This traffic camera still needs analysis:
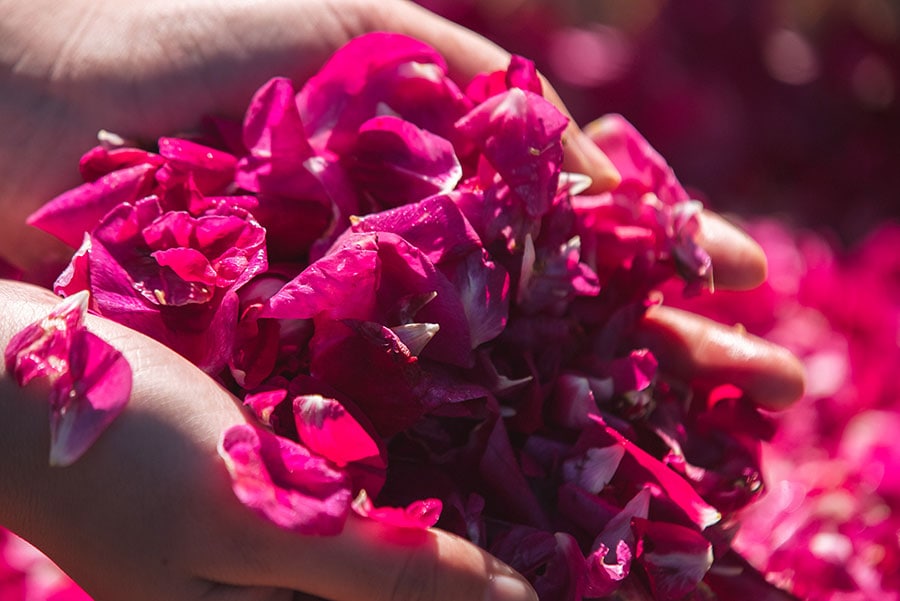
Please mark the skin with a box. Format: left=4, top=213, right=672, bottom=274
left=0, top=0, right=806, bottom=599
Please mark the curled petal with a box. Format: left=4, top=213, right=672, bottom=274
left=348, top=116, right=462, bottom=207
left=588, top=415, right=721, bottom=529
left=633, top=518, right=714, bottom=601
left=27, top=163, right=158, bottom=248
left=218, top=424, right=351, bottom=535
left=48, top=328, right=132, bottom=467
left=4, top=291, right=132, bottom=466
left=351, top=490, right=442, bottom=529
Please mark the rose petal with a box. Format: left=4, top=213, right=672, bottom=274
left=48, top=328, right=132, bottom=466
left=351, top=490, right=442, bottom=529
left=218, top=424, right=351, bottom=534
left=293, top=394, right=382, bottom=467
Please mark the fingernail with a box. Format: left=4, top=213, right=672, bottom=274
left=484, top=574, right=539, bottom=601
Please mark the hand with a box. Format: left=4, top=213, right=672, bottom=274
left=0, top=280, right=538, bottom=601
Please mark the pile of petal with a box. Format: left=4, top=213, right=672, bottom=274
left=665, top=221, right=900, bottom=600
left=0, top=529, right=90, bottom=601
left=17, top=33, right=789, bottom=600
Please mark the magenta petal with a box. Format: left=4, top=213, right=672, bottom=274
left=235, top=77, right=319, bottom=197
left=4, top=291, right=132, bottom=466
left=348, top=116, right=462, bottom=207
left=298, top=32, right=469, bottom=153
left=505, top=55, right=543, bottom=94
left=78, top=144, right=163, bottom=183
left=243, top=388, right=289, bottom=428
left=240, top=78, right=311, bottom=159
left=350, top=194, right=482, bottom=265
left=151, top=247, right=217, bottom=287
left=351, top=490, right=442, bottom=529
left=218, top=424, right=351, bottom=534
left=309, top=319, right=427, bottom=436
left=263, top=237, right=380, bottom=322
left=561, top=444, right=625, bottom=494
left=588, top=415, right=722, bottom=529
left=445, top=250, right=510, bottom=348
left=27, top=163, right=158, bottom=247
left=607, top=349, right=658, bottom=394
left=456, top=88, right=568, bottom=218
left=4, top=292, right=89, bottom=387
left=584, top=540, right=631, bottom=598
left=588, top=113, right=689, bottom=205
left=48, top=328, right=132, bottom=466
left=632, top=518, right=713, bottom=601
left=156, top=137, right=237, bottom=194
left=293, top=394, right=382, bottom=467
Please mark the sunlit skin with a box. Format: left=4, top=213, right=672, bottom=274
left=0, top=0, right=804, bottom=600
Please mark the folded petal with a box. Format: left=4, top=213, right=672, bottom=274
left=218, top=424, right=351, bottom=534
left=351, top=490, right=442, bottom=529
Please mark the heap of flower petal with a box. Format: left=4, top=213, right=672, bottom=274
left=350, top=194, right=510, bottom=348
left=54, top=197, right=267, bottom=373
left=3, top=291, right=132, bottom=466
left=262, top=231, right=474, bottom=434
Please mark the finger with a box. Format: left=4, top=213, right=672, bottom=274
left=384, top=0, right=621, bottom=192
left=696, top=211, right=768, bottom=291
left=633, top=305, right=806, bottom=410
left=243, top=515, right=538, bottom=601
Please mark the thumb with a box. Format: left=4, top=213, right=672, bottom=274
left=240, top=515, right=538, bottom=601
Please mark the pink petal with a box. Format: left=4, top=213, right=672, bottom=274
left=151, top=247, right=217, bottom=287
left=235, top=77, right=320, bottom=198
left=588, top=113, right=689, bottom=205
left=4, top=291, right=90, bottom=387
left=218, top=424, right=351, bottom=534
left=351, top=490, right=442, bottom=529
left=587, top=414, right=722, bottom=529
left=350, top=194, right=482, bottom=266
left=308, top=319, right=427, bottom=436
left=632, top=518, right=713, bottom=601
left=456, top=88, right=568, bottom=219
left=297, top=32, right=469, bottom=154
left=584, top=540, right=632, bottom=598
left=348, top=116, right=462, bottom=207
left=293, top=394, right=382, bottom=467
left=4, top=291, right=132, bottom=466
left=48, top=328, right=132, bottom=467
left=505, top=55, right=543, bottom=94
left=243, top=388, right=289, bottom=428
left=27, top=163, right=158, bottom=248
left=156, top=137, right=237, bottom=194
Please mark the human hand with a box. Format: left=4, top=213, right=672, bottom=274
left=0, top=279, right=539, bottom=601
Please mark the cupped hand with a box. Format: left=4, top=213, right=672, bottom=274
left=0, top=280, right=537, bottom=601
